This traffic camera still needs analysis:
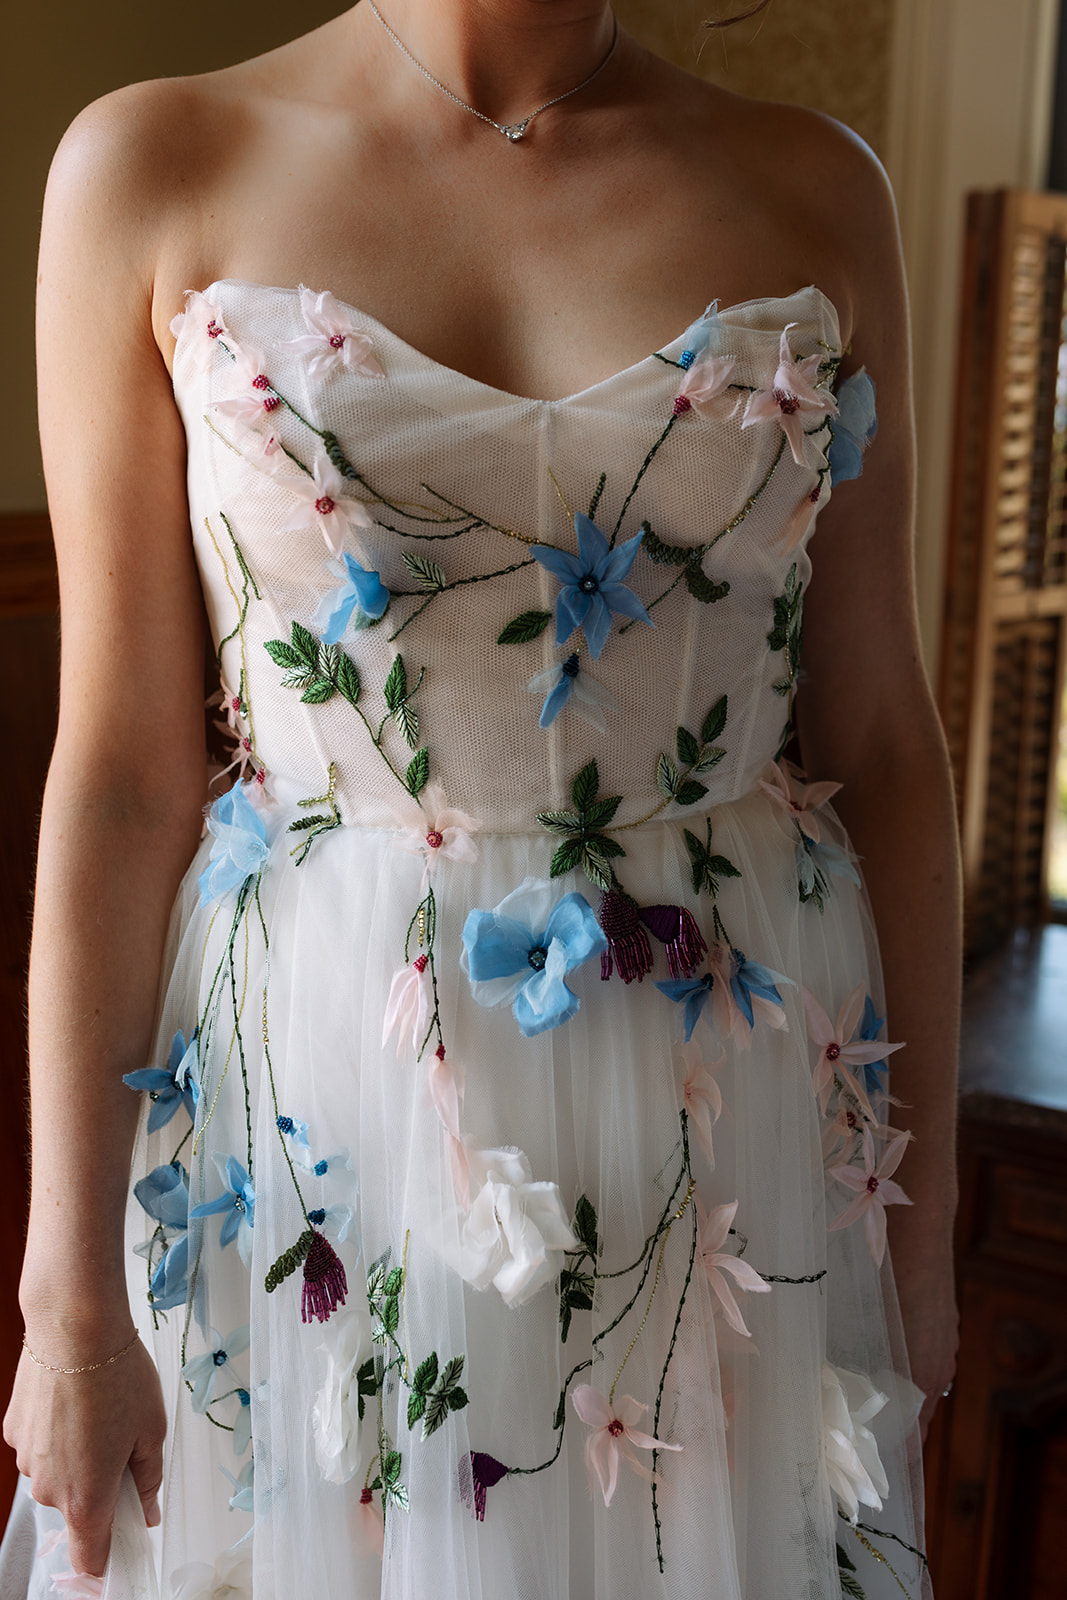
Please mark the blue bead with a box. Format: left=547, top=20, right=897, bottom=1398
left=276, top=1115, right=293, bottom=1135
left=679, top=350, right=696, bottom=370
left=314, top=1159, right=328, bottom=1177
left=308, top=1208, right=326, bottom=1226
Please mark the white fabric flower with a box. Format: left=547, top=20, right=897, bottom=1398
left=821, top=1362, right=890, bottom=1523
left=278, top=287, right=385, bottom=382
left=311, top=1307, right=373, bottom=1484
left=170, top=291, right=229, bottom=376
left=455, top=1147, right=578, bottom=1307
left=276, top=452, right=375, bottom=557
left=170, top=1548, right=252, bottom=1599
left=390, top=780, right=480, bottom=883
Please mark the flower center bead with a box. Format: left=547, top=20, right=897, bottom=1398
left=866, top=1174, right=880, bottom=1194
left=252, top=374, right=271, bottom=390
left=607, top=1419, right=625, bottom=1437
left=673, top=394, right=692, bottom=416
left=315, top=495, right=336, bottom=516
left=207, top=320, right=223, bottom=338
left=314, top=1159, right=328, bottom=1177
left=846, top=1110, right=857, bottom=1128
left=234, top=1197, right=245, bottom=1212
left=578, top=575, right=599, bottom=595
left=308, top=1208, right=326, bottom=1225
left=276, top=1115, right=294, bottom=1134
left=213, top=1350, right=228, bottom=1367
left=527, top=945, right=548, bottom=971
left=414, top=954, right=429, bottom=973
left=360, top=1488, right=373, bottom=1505
left=774, top=388, right=801, bottom=415
left=425, top=829, right=444, bottom=849
left=562, top=653, right=580, bottom=679
left=263, top=395, right=282, bottom=412
left=328, top=334, right=346, bottom=349
left=826, top=1042, right=841, bottom=1061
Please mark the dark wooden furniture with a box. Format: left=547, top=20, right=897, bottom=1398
left=925, top=925, right=1067, bottom=1600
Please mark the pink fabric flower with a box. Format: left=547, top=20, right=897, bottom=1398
left=677, top=351, right=737, bottom=414
left=355, top=1485, right=385, bottom=1557
left=698, top=1199, right=772, bottom=1337
left=280, top=287, right=385, bottom=383
left=382, top=956, right=430, bottom=1059
left=829, top=1126, right=913, bottom=1266
left=571, top=1386, right=681, bottom=1507
left=214, top=343, right=285, bottom=428
left=170, top=291, right=229, bottom=375
left=277, top=452, right=375, bottom=557
left=680, top=1039, right=725, bottom=1166
left=51, top=1577, right=104, bottom=1599
left=804, top=986, right=902, bottom=1118
left=758, top=759, right=841, bottom=842
left=390, top=781, right=480, bottom=885
left=741, top=324, right=838, bottom=465
left=780, top=476, right=828, bottom=552
left=428, top=1048, right=470, bottom=1206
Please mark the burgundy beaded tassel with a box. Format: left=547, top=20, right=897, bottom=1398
left=639, top=905, right=708, bottom=979
left=460, top=1452, right=510, bottom=1521
left=301, top=1230, right=348, bottom=1324
left=598, top=889, right=654, bottom=983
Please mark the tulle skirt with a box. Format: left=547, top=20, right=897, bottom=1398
left=7, top=789, right=931, bottom=1600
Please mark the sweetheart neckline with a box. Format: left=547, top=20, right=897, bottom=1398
left=176, top=277, right=842, bottom=408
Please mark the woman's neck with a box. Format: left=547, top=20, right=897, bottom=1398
left=355, top=0, right=619, bottom=131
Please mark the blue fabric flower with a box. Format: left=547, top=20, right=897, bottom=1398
left=531, top=515, right=652, bottom=659
left=123, top=1028, right=198, bottom=1130
left=828, top=369, right=877, bottom=484
left=133, top=1162, right=191, bottom=1311
left=676, top=301, right=720, bottom=368
left=191, top=1155, right=256, bottom=1264
left=182, top=1323, right=250, bottom=1413
left=463, top=877, right=607, bottom=1037
left=222, top=1457, right=255, bottom=1514
left=797, top=835, right=861, bottom=899
left=656, top=973, right=715, bottom=1041
left=275, top=1113, right=310, bottom=1152
left=858, top=994, right=890, bottom=1096
left=527, top=652, right=618, bottom=731
left=728, top=949, right=791, bottom=1028
left=198, top=784, right=269, bottom=906
left=313, top=553, right=389, bottom=644
left=233, top=1388, right=252, bottom=1456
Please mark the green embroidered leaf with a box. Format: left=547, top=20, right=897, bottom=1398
left=393, top=700, right=420, bottom=749
left=291, top=621, right=319, bottom=666
left=317, top=641, right=340, bottom=679
left=263, top=1228, right=313, bottom=1293
left=708, top=854, right=741, bottom=881
left=701, top=696, right=728, bottom=745
left=405, top=748, right=430, bottom=796
left=550, top=838, right=586, bottom=877
left=684, top=567, right=730, bottom=604
left=579, top=846, right=614, bottom=893
left=585, top=835, right=625, bottom=861
left=837, top=1548, right=866, bottom=1600
left=336, top=653, right=361, bottom=708
left=287, top=813, right=334, bottom=832
left=321, top=430, right=358, bottom=480
left=571, top=760, right=600, bottom=811
left=836, top=1544, right=858, bottom=1574
left=447, top=1386, right=468, bottom=1412
left=676, top=726, right=701, bottom=767
left=366, top=1251, right=390, bottom=1300
left=559, top=1271, right=594, bottom=1311
left=421, top=1390, right=452, bottom=1439
left=675, top=780, right=709, bottom=807
left=642, top=527, right=697, bottom=567
left=383, top=1451, right=402, bottom=1485
left=387, top=1480, right=410, bottom=1513
left=536, top=809, right=583, bottom=835
left=588, top=473, right=607, bottom=520
left=439, top=1356, right=465, bottom=1393
left=497, top=609, right=553, bottom=645
left=369, top=1475, right=382, bottom=1493
left=383, top=1267, right=404, bottom=1297
left=264, top=639, right=307, bottom=672
left=695, top=747, right=726, bottom=772
left=412, top=1352, right=439, bottom=1394
left=356, top=1357, right=379, bottom=1422
left=573, top=1194, right=600, bottom=1256
left=407, top=1391, right=427, bottom=1429
left=300, top=680, right=336, bottom=705
left=384, top=1296, right=400, bottom=1336
left=656, top=754, right=680, bottom=798
left=383, top=655, right=408, bottom=711
left=371, top=1323, right=388, bottom=1345
left=583, top=795, right=622, bottom=829
left=772, top=679, right=792, bottom=698
left=403, top=552, right=446, bottom=591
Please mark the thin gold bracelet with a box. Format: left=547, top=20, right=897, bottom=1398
left=22, top=1329, right=140, bottom=1375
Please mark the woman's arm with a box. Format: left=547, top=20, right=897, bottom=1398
left=797, top=131, right=960, bottom=1436
left=3, top=84, right=211, bottom=1576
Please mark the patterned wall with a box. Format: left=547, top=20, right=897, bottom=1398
left=617, top=0, right=895, bottom=158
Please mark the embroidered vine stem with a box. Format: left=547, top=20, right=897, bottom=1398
left=193, top=878, right=256, bottom=1159
left=850, top=1519, right=928, bottom=1571
left=851, top=1526, right=912, bottom=1598
left=608, top=414, right=679, bottom=547
left=387, top=558, right=537, bottom=642
left=253, top=883, right=309, bottom=1217
left=404, top=889, right=444, bottom=1060
left=651, top=1113, right=698, bottom=1573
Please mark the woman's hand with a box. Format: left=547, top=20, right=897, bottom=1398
left=4, top=1330, right=167, bottom=1578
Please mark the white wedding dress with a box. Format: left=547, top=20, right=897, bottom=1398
left=6, top=280, right=931, bottom=1600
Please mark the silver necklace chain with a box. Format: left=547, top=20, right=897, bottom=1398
left=366, top=1, right=619, bottom=143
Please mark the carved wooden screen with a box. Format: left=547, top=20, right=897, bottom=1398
left=939, top=190, right=1067, bottom=959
